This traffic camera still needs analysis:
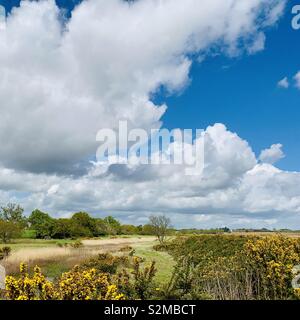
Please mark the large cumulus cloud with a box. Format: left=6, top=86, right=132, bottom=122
left=0, top=0, right=285, bottom=173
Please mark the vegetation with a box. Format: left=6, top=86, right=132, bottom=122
left=1, top=203, right=300, bottom=300
left=0, top=221, right=21, bottom=243
left=0, top=203, right=159, bottom=243
left=3, top=234, right=300, bottom=300
left=160, top=234, right=300, bottom=300
left=0, top=246, right=11, bottom=260
left=149, top=215, right=171, bottom=244
left=0, top=203, right=26, bottom=243
left=0, top=203, right=27, bottom=227
left=4, top=256, right=157, bottom=300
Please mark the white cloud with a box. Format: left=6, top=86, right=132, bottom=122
left=277, top=77, right=289, bottom=88
left=294, top=71, right=300, bottom=89
left=1, top=124, right=299, bottom=229
left=259, top=144, right=285, bottom=164
left=247, top=32, right=266, bottom=54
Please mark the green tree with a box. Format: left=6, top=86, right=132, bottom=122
left=0, top=220, right=21, bottom=243
left=121, top=224, right=138, bottom=235
left=95, top=218, right=108, bottom=236
left=104, top=216, right=121, bottom=235
left=28, top=209, right=55, bottom=239
left=0, top=203, right=27, bottom=227
left=71, top=212, right=97, bottom=237
left=141, top=224, right=155, bottom=235
left=52, top=219, right=73, bottom=239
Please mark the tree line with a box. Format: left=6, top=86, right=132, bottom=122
left=0, top=203, right=171, bottom=243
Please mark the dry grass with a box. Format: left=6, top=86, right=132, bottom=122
left=1, top=237, right=156, bottom=276
left=81, top=237, right=155, bottom=246
left=2, top=247, right=100, bottom=275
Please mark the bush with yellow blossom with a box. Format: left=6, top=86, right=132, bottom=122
left=163, top=234, right=300, bottom=300
left=6, top=263, right=56, bottom=300
left=244, top=235, right=300, bottom=300
left=5, top=263, right=124, bottom=300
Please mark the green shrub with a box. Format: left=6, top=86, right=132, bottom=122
left=70, top=240, right=83, bottom=249
left=82, top=253, right=129, bottom=274
left=163, top=235, right=300, bottom=300
left=119, top=245, right=133, bottom=252
left=114, top=257, right=157, bottom=300
left=153, top=243, right=169, bottom=252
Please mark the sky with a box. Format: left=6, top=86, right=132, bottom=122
left=0, top=0, right=300, bottom=229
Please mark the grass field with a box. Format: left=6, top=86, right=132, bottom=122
left=0, top=236, right=175, bottom=283
left=1, top=232, right=298, bottom=286
left=133, top=241, right=175, bottom=284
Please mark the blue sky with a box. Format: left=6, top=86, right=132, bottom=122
left=161, top=1, right=300, bottom=172
left=0, top=0, right=300, bottom=228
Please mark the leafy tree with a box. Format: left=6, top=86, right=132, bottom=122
left=71, top=212, right=97, bottom=237
left=0, top=220, right=21, bottom=243
left=95, top=218, right=108, bottom=236
left=121, top=224, right=138, bottom=235
left=0, top=203, right=27, bottom=227
left=140, top=224, right=155, bottom=235
left=149, top=215, right=171, bottom=244
left=28, top=209, right=55, bottom=239
left=104, top=216, right=121, bottom=235
left=52, top=219, right=73, bottom=239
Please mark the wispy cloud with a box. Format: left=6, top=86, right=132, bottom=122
left=277, top=77, right=289, bottom=89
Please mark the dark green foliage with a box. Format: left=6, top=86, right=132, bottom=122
left=121, top=224, right=139, bottom=235
left=1, top=202, right=162, bottom=240
left=0, top=220, right=21, bottom=243
left=139, top=224, right=155, bottom=235
left=52, top=219, right=73, bottom=239
left=70, top=212, right=98, bottom=237
left=95, top=218, right=109, bottom=236
left=82, top=253, right=129, bottom=274
left=168, top=234, right=252, bottom=264
left=28, top=210, right=55, bottom=239
left=104, top=216, right=121, bottom=235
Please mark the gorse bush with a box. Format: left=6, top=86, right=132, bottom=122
left=167, top=234, right=252, bottom=264
left=5, top=258, right=158, bottom=300
left=82, top=253, right=129, bottom=274
left=58, top=266, right=123, bottom=300
left=5, top=263, right=124, bottom=300
left=163, top=235, right=300, bottom=300
left=6, top=263, right=57, bottom=300
left=244, top=235, right=300, bottom=299
left=114, top=257, right=157, bottom=300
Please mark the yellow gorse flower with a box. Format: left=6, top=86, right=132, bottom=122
left=5, top=263, right=125, bottom=301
